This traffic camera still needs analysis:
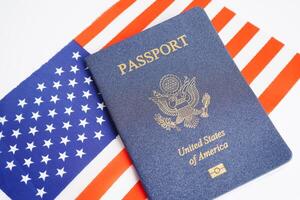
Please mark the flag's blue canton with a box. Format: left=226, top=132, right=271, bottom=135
left=0, top=41, right=118, bottom=200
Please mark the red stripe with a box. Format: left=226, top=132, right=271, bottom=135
left=76, top=149, right=132, bottom=200
left=212, top=7, right=235, bottom=33
left=184, top=0, right=211, bottom=12
left=104, top=0, right=174, bottom=48
left=226, top=22, right=259, bottom=58
left=75, top=0, right=136, bottom=47
left=242, top=37, right=284, bottom=84
left=259, top=54, right=300, bottom=113
left=122, top=181, right=147, bottom=200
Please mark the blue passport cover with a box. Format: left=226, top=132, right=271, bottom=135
left=86, top=8, right=292, bottom=200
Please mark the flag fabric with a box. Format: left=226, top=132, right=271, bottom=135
left=0, top=0, right=299, bottom=199
left=0, top=41, right=119, bottom=199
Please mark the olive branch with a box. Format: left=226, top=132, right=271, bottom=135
left=154, top=113, right=180, bottom=131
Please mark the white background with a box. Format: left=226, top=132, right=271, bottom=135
left=0, top=0, right=299, bottom=199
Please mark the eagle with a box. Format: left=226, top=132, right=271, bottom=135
left=150, top=75, right=210, bottom=130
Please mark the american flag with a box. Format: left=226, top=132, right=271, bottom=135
left=0, top=41, right=120, bottom=199
left=0, top=0, right=299, bottom=199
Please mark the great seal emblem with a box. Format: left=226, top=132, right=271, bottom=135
left=149, top=74, right=211, bottom=131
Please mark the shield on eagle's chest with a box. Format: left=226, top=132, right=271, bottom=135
left=149, top=74, right=211, bottom=132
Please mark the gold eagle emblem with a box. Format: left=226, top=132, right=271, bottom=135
left=149, top=74, right=210, bottom=131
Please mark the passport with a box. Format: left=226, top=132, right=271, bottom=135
left=86, top=8, right=292, bottom=200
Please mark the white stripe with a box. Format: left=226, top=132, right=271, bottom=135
left=84, top=0, right=155, bottom=53
left=269, top=81, right=300, bottom=140
left=145, top=0, right=193, bottom=29
left=204, top=0, right=224, bottom=20
left=218, top=15, right=246, bottom=45
left=101, top=165, right=140, bottom=200
left=55, top=136, right=125, bottom=200
left=268, top=82, right=300, bottom=199
left=233, top=31, right=270, bottom=71
left=250, top=47, right=295, bottom=97
left=0, top=190, right=10, bottom=200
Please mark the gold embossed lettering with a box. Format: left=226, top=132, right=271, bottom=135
left=177, top=34, right=188, bottom=47
left=128, top=60, right=140, bottom=72
left=150, top=48, right=160, bottom=60
left=168, top=39, right=182, bottom=52
left=116, top=34, right=190, bottom=76
left=136, top=55, right=147, bottom=67
left=159, top=44, right=172, bottom=55
left=117, top=63, right=127, bottom=76
left=144, top=51, right=155, bottom=63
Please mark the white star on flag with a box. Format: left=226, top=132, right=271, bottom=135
left=53, top=81, right=62, bottom=90
left=66, top=92, right=76, bottom=101
left=0, top=131, right=5, bottom=140
left=48, top=109, right=58, bottom=118
left=75, top=149, right=86, bottom=158
left=84, top=76, right=93, bottom=85
left=79, top=118, right=89, bottom=128
left=96, top=116, right=105, bottom=125
left=97, top=102, right=106, bottom=110
left=34, top=97, right=44, bottom=106
left=43, top=139, right=53, bottom=149
left=41, top=155, right=51, bottom=165
left=11, top=129, right=22, bottom=139
left=72, top=51, right=81, bottom=60
left=5, top=160, right=16, bottom=171
left=68, top=78, right=78, bottom=87
left=77, top=133, right=87, bottom=143
left=28, top=126, right=38, bottom=136
left=36, top=83, right=46, bottom=92
left=8, top=144, right=19, bottom=154
left=18, top=99, right=27, bottom=108
left=23, top=157, right=34, bottom=168
left=38, top=171, right=49, bottom=181
left=70, top=65, right=79, bottom=74
left=0, top=115, right=8, bottom=125
left=60, top=136, right=71, bottom=146
left=15, top=114, right=24, bottom=123
left=36, top=187, right=46, bottom=198
left=58, top=152, right=69, bottom=162
left=56, top=167, right=67, bottom=178
left=20, top=174, right=31, bottom=185
left=64, top=107, right=74, bottom=116
left=62, top=121, right=72, bottom=130
left=94, top=130, right=104, bottom=140
left=45, top=124, right=55, bottom=133
left=26, top=142, right=36, bottom=152
left=82, top=90, right=92, bottom=99
left=31, top=111, right=41, bottom=121
left=50, top=95, right=60, bottom=104
left=81, top=104, right=90, bottom=113
left=55, top=67, right=64, bottom=76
